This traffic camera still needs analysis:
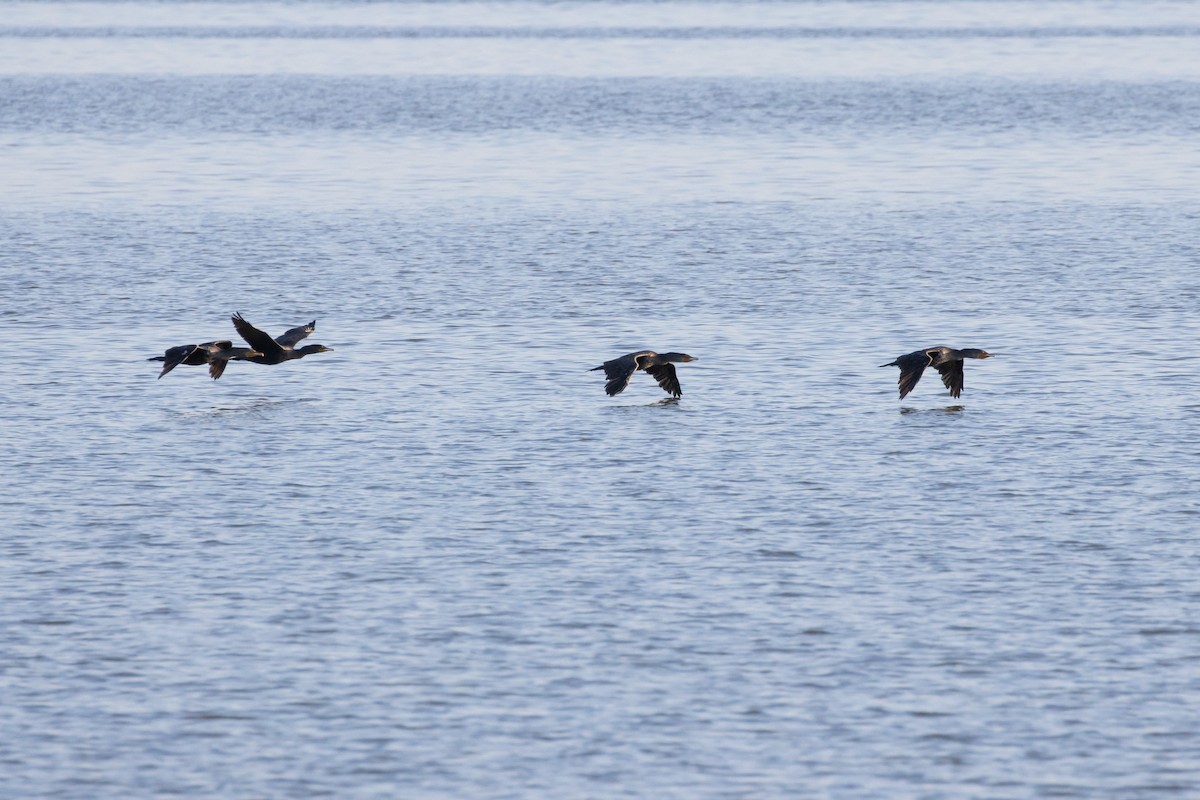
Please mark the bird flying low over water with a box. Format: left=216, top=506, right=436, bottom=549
left=591, top=350, right=698, bottom=398
left=231, top=313, right=333, bottom=366
left=148, top=341, right=263, bottom=380
left=880, top=346, right=992, bottom=399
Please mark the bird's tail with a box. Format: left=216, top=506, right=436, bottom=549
left=588, top=365, right=603, bottom=371
left=147, top=356, right=165, bottom=362
left=878, top=361, right=897, bottom=368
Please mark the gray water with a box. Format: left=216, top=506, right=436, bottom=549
left=2, top=2, right=1200, bottom=798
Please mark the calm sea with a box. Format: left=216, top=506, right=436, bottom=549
left=2, top=2, right=1199, bottom=797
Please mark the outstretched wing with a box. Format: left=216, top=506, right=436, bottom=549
left=276, top=320, right=315, bottom=349
left=590, top=353, right=641, bottom=397
left=208, top=358, right=229, bottom=380
left=936, top=360, right=964, bottom=399
left=156, top=344, right=198, bottom=379
left=645, top=363, right=682, bottom=398
left=231, top=313, right=285, bottom=358
left=893, top=350, right=932, bottom=399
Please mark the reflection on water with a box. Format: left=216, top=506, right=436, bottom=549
left=181, top=397, right=320, bottom=418
left=604, top=396, right=684, bottom=409
left=900, top=404, right=967, bottom=414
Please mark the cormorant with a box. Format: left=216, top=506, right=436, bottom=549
left=591, top=351, right=698, bottom=398
left=148, top=341, right=262, bottom=380
left=231, top=313, right=333, bottom=366
left=880, top=346, right=992, bottom=399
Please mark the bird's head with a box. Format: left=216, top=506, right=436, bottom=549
left=664, top=353, right=698, bottom=363
left=962, top=349, right=992, bottom=359
left=299, top=344, right=334, bottom=354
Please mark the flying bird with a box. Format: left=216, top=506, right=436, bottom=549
left=231, top=312, right=333, bottom=366
left=591, top=350, right=698, bottom=398
left=148, top=340, right=262, bottom=380
left=880, top=346, right=992, bottom=399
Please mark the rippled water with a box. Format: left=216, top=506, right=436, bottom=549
left=3, top=2, right=1200, bottom=798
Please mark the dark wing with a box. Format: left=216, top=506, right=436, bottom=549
left=156, top=344, right=198, bottom=378
left=893, top=350, right=932, bottom=399
left=231, top=313, right=286, bottom=358
left=591, top=353, right=639, bottom=396
left=208, top=358, right=229, bottom=380
left=936, top=360, right=965, bottom=399
left=645, top=363, right=682, bottom=398
left=275, top=320, right=315, bottom=349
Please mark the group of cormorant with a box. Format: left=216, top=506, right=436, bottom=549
left=593, top=346, right=990, bottom=400
left=153, top=320, right=991, bottom=401
left=149, top=313, right=333, bottom=380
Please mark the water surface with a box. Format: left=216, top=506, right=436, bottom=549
left=2, top=2, right=1199, bottom=798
